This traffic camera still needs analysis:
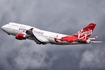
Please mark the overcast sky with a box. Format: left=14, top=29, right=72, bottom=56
left=0, top=0, right=105, bottom=70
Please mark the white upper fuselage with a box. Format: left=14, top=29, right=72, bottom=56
left=1, top=22, right=33, bottom=35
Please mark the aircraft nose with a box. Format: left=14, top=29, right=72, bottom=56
left=1, top=25, right=6, bottom=30
left=1, top=24, right=9, bottom=31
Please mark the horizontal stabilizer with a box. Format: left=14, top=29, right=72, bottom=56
left=91, top=41, right=103, bottom=43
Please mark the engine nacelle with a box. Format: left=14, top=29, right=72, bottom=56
left=15, top=33, right=26, bottom=40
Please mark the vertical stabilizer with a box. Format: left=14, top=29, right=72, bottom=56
left=73, top=22, right=96, bottom=41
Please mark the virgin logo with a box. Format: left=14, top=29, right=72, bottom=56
left=78, top=30, right=92, bottom=36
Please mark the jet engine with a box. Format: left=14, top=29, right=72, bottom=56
left=15, top=33, right=26, bottom=40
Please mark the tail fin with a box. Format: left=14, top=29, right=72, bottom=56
left=73, top=22, right=96, bottom=41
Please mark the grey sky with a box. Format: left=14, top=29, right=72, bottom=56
left=0, top=0, right=105, bottom=70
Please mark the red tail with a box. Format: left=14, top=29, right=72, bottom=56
left=73, top=22, right=96, bottom=41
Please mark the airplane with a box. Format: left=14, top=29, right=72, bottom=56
left=1, top=22, right=101, bottom=45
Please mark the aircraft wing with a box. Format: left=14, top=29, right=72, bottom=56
left=26, top=28, right=48, bottom=44
left=25, top=28, right=42, bottom=44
